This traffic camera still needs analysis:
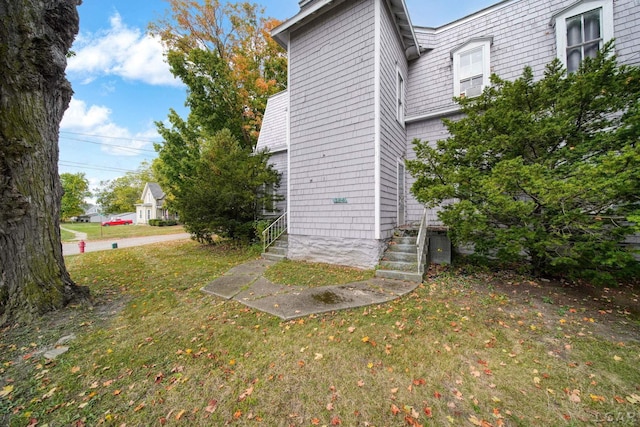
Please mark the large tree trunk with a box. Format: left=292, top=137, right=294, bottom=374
left=0, top=0, right=90, bottom=324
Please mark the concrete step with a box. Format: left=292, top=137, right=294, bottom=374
left=382, top=251, right=416, bottom=263
left=379, top=260, right=419, bottom=272
left=375, top=269, right=423, bottom=283
left=271, top=240, right=288, bottom=249
left=262, top=252, right=285, bottom=262
left=391, top=236, right=417, bottom=245
left=267, top=246, right=286, bottom=256
left=386, top=243, right=417, bottom=253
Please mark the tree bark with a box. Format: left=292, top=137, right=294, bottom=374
left=0, top=0, right=90, bottom=325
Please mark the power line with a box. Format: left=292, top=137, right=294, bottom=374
left=60, top=130, right=163, bottom=143
left=58, top=161, right=137, bottom=174
left=60, top=135, right=159, bottom=154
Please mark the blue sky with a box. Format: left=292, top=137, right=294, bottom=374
left=60, top=0, right=499, bottom=192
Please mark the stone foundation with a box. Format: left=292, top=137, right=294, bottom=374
left=287, top=234, right=386, bottom=269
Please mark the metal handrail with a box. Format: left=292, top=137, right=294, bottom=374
left=416, top=208, right=429, bottom=275
left=262, top=211, right=287, bottom=252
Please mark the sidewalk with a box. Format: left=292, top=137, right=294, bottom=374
left=63, top=233, right=191, bottom=256
left=201, top=258, right=419, bottom=320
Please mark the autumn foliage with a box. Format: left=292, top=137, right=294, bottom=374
left=150, top=0, right=287, bottom=147
left=150, top=1, right=286, bottom=242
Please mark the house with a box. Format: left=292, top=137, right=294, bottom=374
left=258, top=0, right=640, bottom=270
left=135, top=182, right=175, bottom=224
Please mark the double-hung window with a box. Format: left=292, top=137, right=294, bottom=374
left=396, top=68, right=405, bottom=125
left=553, top=0, right=613, bottom=73
left=451, top=38, right=492, bottom=99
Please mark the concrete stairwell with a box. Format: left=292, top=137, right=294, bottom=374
left=262, top=234, right=288, bottom=262
left=376, top=230, right=425, bottom=283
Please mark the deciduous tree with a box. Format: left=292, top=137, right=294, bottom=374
left=95, top=161, right=155, bottom=214
left=151, top=0, right=286, bottom=147
left=0, top=0, right=90, bottom=324
left=60, top=172, right=91, bottom=221
left=151, top=1, right=287, bottom=242
left=408, top=43, right=640, bottom=279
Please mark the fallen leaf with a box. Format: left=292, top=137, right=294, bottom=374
left=424, top=407, right=432, bottom=417
left=613, top=355, right=622, bottom=362
left=626, top=394, right=640, bottom=404
left=175, top=409, right=186, bottom=420
left=205, top=399, right=218, bottom=413
left=71, top=366, right=80, bottom=374
left=357, top=380, right=365, bottom=387
left=134, top=402, right=145, bottom=412
left=569, top=390, right=581, bottom=403
left=391, top=404, right=401, bottom=415
left=311, top=418, right=320, bottom=425
left=238, top=386, right=253, bottom=402
left=42, top=387, right=57, bottom=399
left=314, top=353, right=323, bottom=360
left=0, top=385, right=14, bottom=398
left=469, top=415, right=483, bottom=426
left=330, top=416, right=342, bottom=425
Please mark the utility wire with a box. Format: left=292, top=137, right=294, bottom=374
left=60, top=130, right=163, bottom=143
left=59, top=161, right=136, bottom=174
left=60, top=135, right=159, bottom=154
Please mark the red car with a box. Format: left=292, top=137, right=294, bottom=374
left=101, top=218, right=133, bottom=226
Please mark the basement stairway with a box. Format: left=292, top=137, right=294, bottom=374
left=262, top=234, right=288, bottom=262
left=376, top=228, right=425, bottom=283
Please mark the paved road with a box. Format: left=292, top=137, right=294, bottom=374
left=63, top=233, right=191, bottom=256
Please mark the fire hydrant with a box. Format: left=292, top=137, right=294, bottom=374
left=78, top=240, right=86, bottom=254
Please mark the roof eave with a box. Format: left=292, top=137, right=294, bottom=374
left=271, top=0, right=420, bottom=60
left=271, top=0, right=335, bottom=48
left=388, top=0, right=420, bottom=60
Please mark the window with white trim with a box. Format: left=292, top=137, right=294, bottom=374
left=396, top=69, right=405, bottom=125
left=452, top=38, right=492, bottom=99
left=553, top=0, right=614, bottom=73
left=262, top=183, right=277, bottom=214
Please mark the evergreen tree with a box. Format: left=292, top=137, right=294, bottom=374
left=408, top=43, right=640, bottom=279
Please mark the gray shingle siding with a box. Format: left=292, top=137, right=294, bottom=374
left=256, top=91, right=288, bottom=153
left=268, top=150, right=288, bottom=214
left=378, top=0, right=409, bottom=237
left=263, top=0, right=639, bottom=267
left=404, top=0, right=640, bottom=225
left=288, top=0, right=376, bottom=239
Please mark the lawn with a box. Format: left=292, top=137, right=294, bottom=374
left=1, top=242, right=639, bottom=426
left=60, top=222, right=186, bottom=241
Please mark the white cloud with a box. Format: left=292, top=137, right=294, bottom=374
left=68, top=12, right=181, bottom=87
left=61, top=98, right=157, bottom=157
left=61, top=99, right=111, bottom=129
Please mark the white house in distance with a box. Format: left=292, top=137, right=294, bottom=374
left=135, top=182, right=174, bottom=225
left=257, top=0, right=640, bottom=271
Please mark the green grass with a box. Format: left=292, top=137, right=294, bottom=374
left=59, top=228, right=76, bottom=241
left=60, top=222, right=186, bottom=241
left=1, top=243, right=639, bottom=426
left=264, top=259, right=375, bottom=288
